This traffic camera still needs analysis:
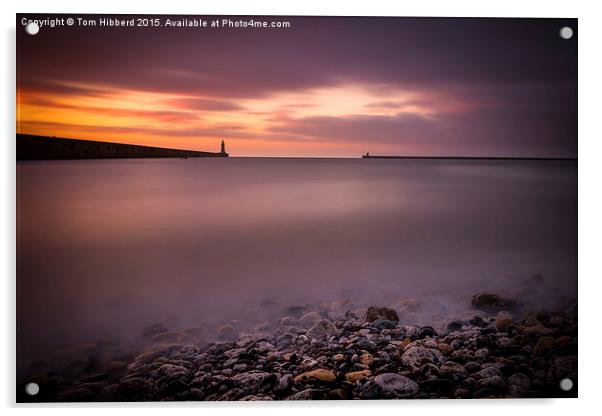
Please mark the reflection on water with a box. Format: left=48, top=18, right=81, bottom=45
left=17, top=158, right=577, bottom=368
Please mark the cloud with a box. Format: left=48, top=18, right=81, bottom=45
left=16, top=16, right=577, bottom=156
left=17, top=17, right=576, bottom=99
left=169, top=97, right=244, bottom=112
left=270, top=113, right=438, bottom=144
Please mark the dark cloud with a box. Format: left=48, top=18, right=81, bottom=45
left=17, top=16, right=577, bottom=96
left=271, top=86, right=577, bottom=158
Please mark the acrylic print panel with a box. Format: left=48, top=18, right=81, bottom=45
left=16, top=14, right=577, bottom=402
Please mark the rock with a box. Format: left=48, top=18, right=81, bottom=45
left=306, top=319, right=338, bottom=340
left=401, top=347, right=443, bottom=372
left=438, top=343, right=453, bottom=356
left=507, top=373, right=530, bottom=397
left=403, top=325, right=420, bottom=339
left=283, top=352, right=297, bottom=362
left=476, top=334, right=498, bottom=349
left=273, top=373, right=293, bottom=393
left=153, top=363, right=189, bottom=377
left=240, top=394, right=273, bottom=401
left=299, top=312, right=322, bottom=328
left=233, top=363, right=248, bottom=372
left=464, top=361, right=481, bottom=373
left=153, top=364, right=191, bottom=395
left=373, top=373, right=419, bottom=398
left=418, top=326, right=438, bottom=339
left=285, top=388, right=323, bottom=400
left=109, top=377, right=156, bottom=401
left=469, top=316, right=487, bottom=327
left=423, top=338, right=438, bottom=349
left=364, top=306, right=399, bottom=323
left=453, top=388, right=471, bottom=398
left=355, top=339, right=377, bottom=352
left=333, top=354, right=345, bottom=362
left=475, top=348, right=489, bottom=359
left=231, top=370, right=276, bottom=391
left=345, top=369, right=372, bottom=383
left=216, top=388, right=245, bottom=401
left=476, top=375, right=505, bottom=391
left=418, top=363, right=440, bottom=381
left=476, top=366, right=502, bottom=379
left=440, top=361, right=467, bottom=377
left=328, top=388, right=350, bottom=400
left=293, top=369, right=337, bottom=383
left=373, top=319, right=398, bottom=330
left=447, top=320, right=463, bottom=332
left=495, top=317, right=513, bottom=331
left=359, top=353, right=374, bottom=367
left=533, top=336, right=555, bottom=355
left=471, top=293, right=516, bottom=312
left=300, top=358, right=318, bottom=370
left=401, top=337, right=412, bottom=348
left=547, top=355, right=577, bottom=380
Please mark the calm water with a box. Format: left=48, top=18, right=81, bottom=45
left=17, top=158, right=577, bottom=367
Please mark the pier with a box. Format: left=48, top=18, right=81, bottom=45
left=17, top=134, right=229, bottom=160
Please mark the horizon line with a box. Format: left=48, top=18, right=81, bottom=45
left=16, top=133, right=577, bottom=161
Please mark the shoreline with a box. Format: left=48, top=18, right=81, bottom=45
left=17, top=287, right=577, bottom=401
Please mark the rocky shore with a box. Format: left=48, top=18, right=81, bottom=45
left=18, top=286, right=577, bottom=401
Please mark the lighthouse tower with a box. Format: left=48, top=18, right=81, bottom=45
left=220, top=140, right=226, bottom=155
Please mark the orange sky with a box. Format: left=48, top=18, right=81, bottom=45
left=17, top=81, right=465, bottom=157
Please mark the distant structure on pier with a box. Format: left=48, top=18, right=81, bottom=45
left=220, top=140, right=227, bottom=156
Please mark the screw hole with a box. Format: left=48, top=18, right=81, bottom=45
left=559, top=26, right=573, bottom=40
left=25, top=382, right=40, bottom=396
left=25, top=22, right=40, bottom=36
left=559, top=378, right=573, bottom=391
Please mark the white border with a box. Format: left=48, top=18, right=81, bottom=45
left=2, top=1, right=601, bottom=414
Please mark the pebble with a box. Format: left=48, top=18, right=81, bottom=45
left=359, top=353, right=374, bottom=367
left=293, top=369, right=336, bottom=383
left=364, top=306, right=399, bottom=323
left=306, top=320, right=339, bottom=340
left=373, top=373, right=419, bottom=398
left=345, top=369, right=372, bottom=383
left=507, top=373, right=530, bottom=397
left=401, top=346, right=443, bottom=372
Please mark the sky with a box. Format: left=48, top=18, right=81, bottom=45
left=17, top=15, right=577, bottom=157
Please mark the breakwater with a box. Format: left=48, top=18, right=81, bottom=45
left=17, top=134, right=228, bottom=160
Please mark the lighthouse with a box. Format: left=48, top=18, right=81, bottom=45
left=220, top=140, right=227, bottom=156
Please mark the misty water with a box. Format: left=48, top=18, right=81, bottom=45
left=17, top=158, right=577, bottom=372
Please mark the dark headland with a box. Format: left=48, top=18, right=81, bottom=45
left=16, top=134, right=228, bottom=160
